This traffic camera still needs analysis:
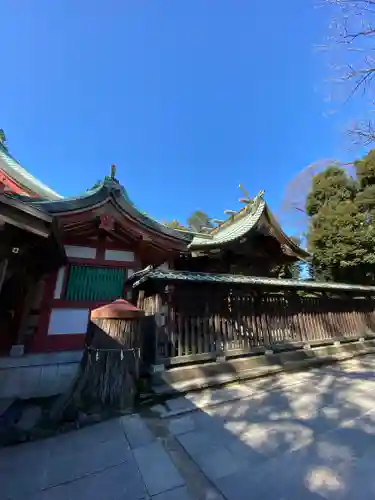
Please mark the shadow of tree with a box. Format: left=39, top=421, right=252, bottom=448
left=153, top=355, right=375, bottom=500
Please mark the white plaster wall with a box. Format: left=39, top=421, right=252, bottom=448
left=104, top=249, right=135, bottom=262
left=48, top=308, right=89, bottom=335
left=64, top=245, right=96, bottom=259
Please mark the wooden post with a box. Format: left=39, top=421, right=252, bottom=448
left=0, top=258, right=8, bottom=295
left=16, top=278, right=36, bottom=346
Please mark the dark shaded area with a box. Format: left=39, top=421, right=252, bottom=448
left=50, top=317, right=149, bottom=424
left=134, top=276, right=375, bottom=369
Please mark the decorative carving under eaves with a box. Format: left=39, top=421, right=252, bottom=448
left=99, top=214, right=115, bottom=231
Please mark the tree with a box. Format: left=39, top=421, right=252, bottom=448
left=305, top=160, right=375, bottom=283
left=354, top=148, right=375, bottom=215
left=305, top=165, right=356, bottom=216
left=354, top=149, right=375, bottom=281
left=306, top=165, right=355, bottom=281
left=163, top=219, right=187, bottom=231
left=279, top=158, right=356, bottom=237
left=187, top=210, right=213, bottom=233
left=323, top=0, right=375, bottom=144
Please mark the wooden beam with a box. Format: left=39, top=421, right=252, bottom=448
left=0, top=210, right=50, bottom=238
left=0, top=194, right=52, bottom=223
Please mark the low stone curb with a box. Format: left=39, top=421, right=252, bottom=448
left=153, top=345, right=375, bottom=419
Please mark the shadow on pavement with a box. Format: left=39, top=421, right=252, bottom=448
left=159, top=354, right=375, bottom=500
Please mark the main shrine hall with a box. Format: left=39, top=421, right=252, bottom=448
left=0, top=139, right=308, bottom=356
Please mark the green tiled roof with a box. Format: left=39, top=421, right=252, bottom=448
left=0, top=144, right=62, bottom=200
left=189, top=199, right=265, bottom=248
left=0, top=150, right=307, bottom=258
left=20, top=179, right=194, bottom=243
left=129, top=267, right=375, bottom=293
left=188, top=193, right=309, bottom=260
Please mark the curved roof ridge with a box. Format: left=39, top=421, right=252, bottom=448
left=263, top=206, right=309, bottom=258
left=0, top=144, right=62, bottom=200
left=128, top=267, right=375, bottom=293
left=23, top=180, right=193, bottom=243
left=189, top=199, right=265, bottom=248
left=209, top=201, right=254, bottom=235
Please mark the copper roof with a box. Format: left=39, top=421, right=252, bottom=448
left=129, top=267, right=375, bottom=294
left=91, top=299, right=144, bottom=319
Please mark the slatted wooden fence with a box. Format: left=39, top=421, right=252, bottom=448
left=138, top=287, right=375, bottom=366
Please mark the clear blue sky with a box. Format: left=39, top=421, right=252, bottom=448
left=0, top=1, right=362, bottom=233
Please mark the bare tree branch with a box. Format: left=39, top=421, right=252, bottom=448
left=279, top=159, right=355, bottom=235
left=322, top=0, right=375, bottom=143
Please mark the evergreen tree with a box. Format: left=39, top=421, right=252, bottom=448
left=163, top=219, right=187, bottom=230
left=187, top=210, right=213, bottom=233
left=306, top=159, right=375, bottom=284
left=355, top=149, right=375, bottom=216
left=306, top=165, right=362, bottom=282
left=354, top=150, right=375, bottom=282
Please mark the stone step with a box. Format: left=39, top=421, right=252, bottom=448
left=152, top=340, right=375, bottom=399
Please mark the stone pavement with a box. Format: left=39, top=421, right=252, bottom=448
left=2, top=355, right=375, bottom=499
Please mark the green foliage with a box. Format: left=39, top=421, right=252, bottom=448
left=355, top=151, right=375, bottom=216
left=306, top=152, right=375, bottom=284
left=163, top=219, right=187, bottom=230
left=305, top=165, right=356, bottom=217
left=355, top=148, right=375, bottom=189
left=163, top=210, right=213, bottom=232
left=187, top=210, right=213, bottom=232
left=164, top=210, right=213, bottom=233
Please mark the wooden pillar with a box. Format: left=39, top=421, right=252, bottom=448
left=0, top=258, right=8, bottom=294
left=15, top=278, right=36, bottom=346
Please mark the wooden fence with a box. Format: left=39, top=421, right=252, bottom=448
left=139, top=288, right=375, bottom=366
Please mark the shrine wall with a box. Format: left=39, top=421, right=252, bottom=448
left=31, top=239, right=140, bottom=353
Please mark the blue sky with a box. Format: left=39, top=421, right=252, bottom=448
left=0, top=1, right=364, bottom=234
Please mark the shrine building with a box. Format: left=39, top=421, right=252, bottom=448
left=0, top=140, right=308, bottom=359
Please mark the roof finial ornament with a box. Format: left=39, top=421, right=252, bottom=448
left=239, top=184, right=251, bottom=204
left=254, top=189, right=265, bottom=202
left=111, top=164, right=117, bottom=180
left=238, top=185, right=265, bottom=206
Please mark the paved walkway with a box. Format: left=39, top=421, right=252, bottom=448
left=2, top=356, right=375, bottom=499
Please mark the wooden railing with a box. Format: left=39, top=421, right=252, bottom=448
left=157, top=291, right=375, bottom=364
